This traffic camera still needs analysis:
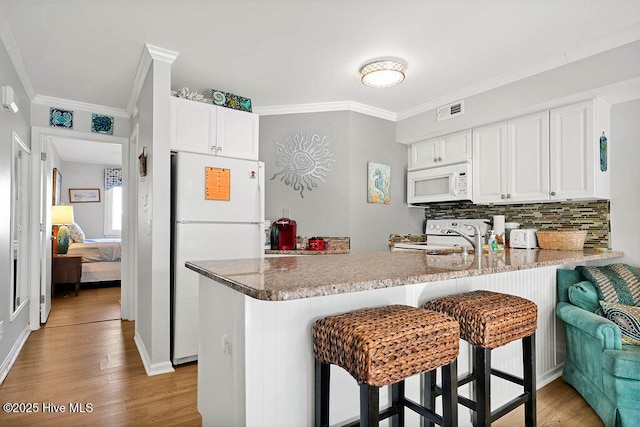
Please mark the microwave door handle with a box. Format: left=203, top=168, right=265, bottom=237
left=451, top=173, right=459, bottom=196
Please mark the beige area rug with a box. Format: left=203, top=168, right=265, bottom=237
left=45, top=285, right=121, bottom=327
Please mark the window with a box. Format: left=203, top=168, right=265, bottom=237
left=104, top=186, right=122, bottom=236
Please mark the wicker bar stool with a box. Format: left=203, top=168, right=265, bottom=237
left=423, top=290, right=538, bottom=427
left=313, top=305, right=460, bottom=427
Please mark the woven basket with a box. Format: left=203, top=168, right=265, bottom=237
left=536, top=230, right=587, bottom=250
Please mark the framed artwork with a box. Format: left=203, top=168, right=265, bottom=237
left=52, top=168, right=62, bottom=205
left=69, top=188, right=101, bottom=203
left=50, top=107, right=73, bottom=129
left=91, top=113, right=114, bottom=135
left=367, top=162, right=390, bottom=204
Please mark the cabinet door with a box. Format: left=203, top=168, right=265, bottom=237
left=507, top=112, right=550, bottom=202
left=216, top=107, right=259, bottom=160
left=170, top=97, right=217, bottom=154
left=549, top=102, right=594, bottom=199
left=408, top=138, right=440, bottom=169
left=440, top=130, right=472, bottom=166
left=472, top=122, right=508, bottom=203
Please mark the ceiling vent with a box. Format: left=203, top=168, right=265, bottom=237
left=437, top=100, right=464, bottom=122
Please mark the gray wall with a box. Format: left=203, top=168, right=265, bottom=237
left=610, top=99, right=640, bottom=265
left=0, top=33, right=32, bottom=379
left=397, top=40, right=640, bottom=143
left=260, top=111, right=423, bottom=253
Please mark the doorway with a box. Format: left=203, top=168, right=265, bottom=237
left=29, top=126, right=132, bottom=329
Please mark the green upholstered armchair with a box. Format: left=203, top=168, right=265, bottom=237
left=556, top=269, right=640, bottom=427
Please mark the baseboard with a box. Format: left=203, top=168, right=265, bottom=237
left=133, top=331, right=175, bottom=376
left=537, top=364, right=564, bottom=389
left=0, top=325, right=31, bottom=385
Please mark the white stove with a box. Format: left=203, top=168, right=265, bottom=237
left=393, top=218, right=490, bottom=251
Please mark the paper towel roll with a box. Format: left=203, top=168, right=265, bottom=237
left=493, top=215, right=505, bottom=235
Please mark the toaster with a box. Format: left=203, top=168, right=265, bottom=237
left=510, top=228, right=538, bottom=249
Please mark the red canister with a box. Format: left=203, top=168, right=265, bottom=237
left=308, top=238, right=325, bottom=251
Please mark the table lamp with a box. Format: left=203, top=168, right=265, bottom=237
left=52, top=205, right=74, bottom=254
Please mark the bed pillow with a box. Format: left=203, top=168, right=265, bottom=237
left=600, top=301, right=640, bottom=345
left=568, top=280, right=600, bottom=313
left=575, top=264, right=640, bottom=306
left=67, top=222, right=85, bottom=243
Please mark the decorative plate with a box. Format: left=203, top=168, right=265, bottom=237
left=92, top=114, right=114, bottom=135
left=50, top=108, right=73, bottom=129
left=211, top=89, right=252, bottom=112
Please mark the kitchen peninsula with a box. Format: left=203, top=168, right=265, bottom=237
left=186, top=249, right=622, bottom=427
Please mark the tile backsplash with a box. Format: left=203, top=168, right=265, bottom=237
left=423, top=200, right=610, bottom=248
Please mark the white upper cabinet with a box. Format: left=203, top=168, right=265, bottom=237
left=171, top=97, right=217, bottom=154
left=473, top=111, right=549, bottom=204
left=549, top=100, right=610, bottom=200
left=216, top=106, right=259, bottom=160
left=408, top=130, right=471, bottom=170
left=170, top=97, right=259, bottom=160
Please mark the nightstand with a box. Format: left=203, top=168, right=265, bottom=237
left=52, top=254, right=82, bottom=296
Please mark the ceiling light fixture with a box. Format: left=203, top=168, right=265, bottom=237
left=360, top=60, right=405, bottom=88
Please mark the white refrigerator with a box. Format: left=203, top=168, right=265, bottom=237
left=171, top=151, right=265, bottom=365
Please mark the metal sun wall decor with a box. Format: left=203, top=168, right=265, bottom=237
left=367, top=162, right=390, bottom=204
left=270, top=131, right=335, bottom=198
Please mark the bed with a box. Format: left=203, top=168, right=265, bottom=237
left=66, top=238, right=121, bottom=283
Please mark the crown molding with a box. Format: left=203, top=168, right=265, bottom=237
left=32, top=94, right=129, bottom=118
left=0, top=4, right=36, bottom=100
left=254, top=101, right=397, bottom=121
left=125, top=44, right=180, bottom=115
left=396, top=23, right=640, bottom=121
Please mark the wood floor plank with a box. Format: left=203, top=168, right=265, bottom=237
left=1, top=286, right=603, bottom=426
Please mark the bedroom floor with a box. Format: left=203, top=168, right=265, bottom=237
left=46, top=283, right=121, bottom=327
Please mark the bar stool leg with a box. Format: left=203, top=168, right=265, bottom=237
left=473, top=347, right=491, bottom=427
left=315, top=360, right=330, bottom=427
left=441, top=360, right=458, bottom=427
left=391, top=381, right=405, bottom=427
left=360, top=384, right=380, bottom=426
left=421, top=370, right=437, bottom=427
left=523, top=334, right=537, bottom=427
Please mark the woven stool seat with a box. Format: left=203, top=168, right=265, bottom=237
left=423, top=290, right=538, bottom=349
left=313, top=305, right=459, bottom=387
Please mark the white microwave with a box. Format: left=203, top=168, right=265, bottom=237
left=407, top=162, right=472, bottom=204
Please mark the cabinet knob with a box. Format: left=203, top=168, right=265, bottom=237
left=211, top=146, right=216, bottom=151
left=550, top=191, right=556, bottom=196
left=437, top=156, right=442, bottom=162
left=433, top=157, right=438, bottom=162
left=217, top=147, right=223, bottom=152
left=501, top=194, right=506, bottom=199
left=507, top=193, right=511, bottom=199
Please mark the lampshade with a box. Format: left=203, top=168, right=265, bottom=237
left=360, top=60, right=405, bottom=88
left=52, top=205, right=74, bottom=225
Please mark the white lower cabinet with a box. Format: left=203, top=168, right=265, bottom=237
left=549, top=99, right=610, bottom=200
left=170, top=96, right=259, bottom=160
left=473, top=111, right=550, bottom=204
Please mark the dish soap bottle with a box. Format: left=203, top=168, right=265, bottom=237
left=488, top=230, right=498, bottom=254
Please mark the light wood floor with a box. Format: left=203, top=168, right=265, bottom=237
left=0, top=289, right=603, bottom=426
left=46, top=284, right=121, bottom=327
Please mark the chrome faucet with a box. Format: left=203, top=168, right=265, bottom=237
left=442, top=224, right=483, bottom=254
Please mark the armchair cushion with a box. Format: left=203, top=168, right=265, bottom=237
left=568, top=280, right=600, bottom=313
left=603, top=346, right=640, bottom=380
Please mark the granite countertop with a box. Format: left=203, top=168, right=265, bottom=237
left=185, top=249, right=623, bottom=302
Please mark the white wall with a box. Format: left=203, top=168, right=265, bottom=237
left=31, top=103, right=131, bottom=139
left=610, top=99, right=640, bottom=265
left=59, top=161, right=119, bottom=239
left=0, top=31, right=31, bottom=382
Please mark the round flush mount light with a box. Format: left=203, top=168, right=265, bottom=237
left=360, top=60, right=405, bottom=88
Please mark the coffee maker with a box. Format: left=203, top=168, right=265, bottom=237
left=270, top=218, right=297, bottom=250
